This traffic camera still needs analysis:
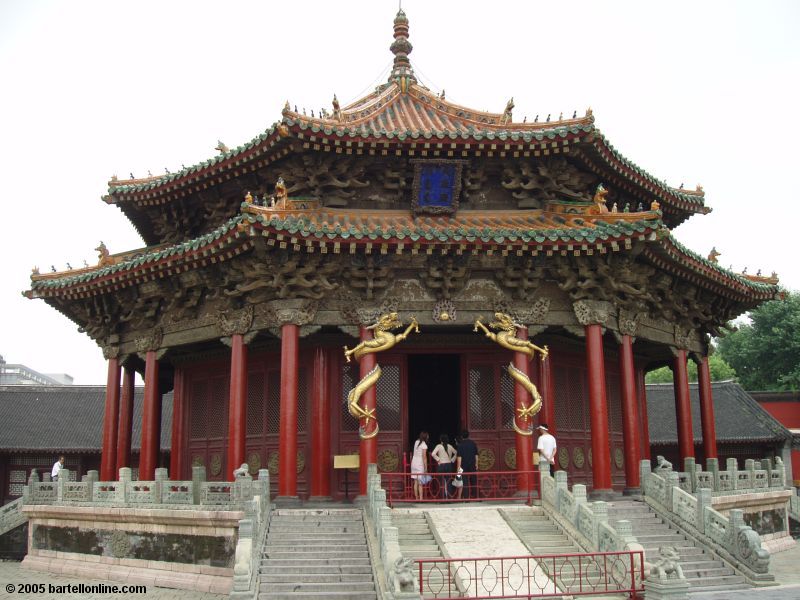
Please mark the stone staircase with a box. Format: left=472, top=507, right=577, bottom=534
left=607, top=499, right=750, bottom=593
left=258, top=508, right=377, bottom=600
left=501, top=507, right=612, bottom=592
left=392, top=511, right=443, bottom=560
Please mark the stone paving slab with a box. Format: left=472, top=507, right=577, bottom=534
left=0, top=560, right=226, bottom=600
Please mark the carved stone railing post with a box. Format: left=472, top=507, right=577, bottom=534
left=85, top=470, right=98, bottom=502
left=192, top=465, right=207, bottom=505
left=706, top=458, right=719, bottom=490
left=56, top=468, right=69, bottom=502
left=664, top=472, right=679, bottom=512
left=696, top=488, right=711, bottom=534
left=554, top=470, right=568, bottom=512
left=727, top=458, right=738, bottom=490
left=683, top=457, right=696, bottom=493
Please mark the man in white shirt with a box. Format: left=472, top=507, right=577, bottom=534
left=536, top=424, right=557, bottom=476
left=51, top=456, right=65, bottom=481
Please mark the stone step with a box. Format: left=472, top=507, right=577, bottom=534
left=261, top=565, right=373, bottom=575
left=398, top=531, right=435, bottom=538
left=635, top=533, right=686, bottom=543
left=261, top=558, right=372, bottom=567
left=259, top=592, right=377, bottom=600
left=265, top=550, right=370, bottom=559
left=271, top=509, right=362, bottom=516
left=644, top=547, right=704, bottom=559
left=261, top=574, right=374, bottom=584
left=682, top=566, right=735, bottom=578
left=687, top=575, right=749, bottom=588
left=267, top=534, right=366, bottom=542
left=269, top=524, right=365, bottom=532
left=263, top=582, right=376, bottom=593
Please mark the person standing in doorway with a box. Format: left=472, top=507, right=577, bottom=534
left=410, top=431, right=430, bottom=501
left=51, top=455, right=65, bottom=481
left=537, top=424, right=557, bottom=476
left=455, top=430, right=478, bottom=499
left=431, top=434, right=457, bottom=498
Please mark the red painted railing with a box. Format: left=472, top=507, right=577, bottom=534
left=381, top=470, right=536, bottom=506
left=417, top=550, right=645, bottom=599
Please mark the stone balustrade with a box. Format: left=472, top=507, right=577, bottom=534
left=790, top=488, right=800, bottom=522
left=672, top=456, right=786, bottom=496
left=367, top=464, right=422, bottom=599
left=540, top=462, right=640, bottom=556
left=231, top=470, right=271, bottom=600
left=23, top=466, right=266, bottom=508
left=0, top=496, right=26, bottom=537
left=641, top=460, right=775, bottom=585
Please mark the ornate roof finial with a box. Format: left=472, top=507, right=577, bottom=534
left=332, top=94, right=342, bottom=121
left=389, top=8, right=416, bottom=91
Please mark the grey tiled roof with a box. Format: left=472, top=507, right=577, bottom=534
left=645, top=380, right=791, bottom=445
left=0, top=385, right=172, bottom=452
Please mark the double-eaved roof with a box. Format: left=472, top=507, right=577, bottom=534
left=26, top=9, right=780, bottom=313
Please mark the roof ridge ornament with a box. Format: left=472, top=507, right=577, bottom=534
left=389, top=8, right=416, bottom=92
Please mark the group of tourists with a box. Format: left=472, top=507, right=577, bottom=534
left=409, top=423, right=558, bottom=502
left=409, top=430, right=478, bottom=501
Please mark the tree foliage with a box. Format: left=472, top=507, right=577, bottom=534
left=645, top=353, right=737, bottom=384
left=716, top=291, right=800, bottom=391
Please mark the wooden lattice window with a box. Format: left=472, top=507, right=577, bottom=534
left=555, top=366, right=586, bottom=431
left=376, top=364, right=401, bottom=431
left=469, top=365, right=496, bottom=430
left=298, top=367, right=308, bottom=433
left=247, top=372, right=265, bottom=436
left=607, top=373, right=622, bottom=432
left=209, top=377, right=228, bottom=439
left=267, top=371, right=280, bottom=434
left=501, top=368, right=515, bottom=430
left=341, top=362, right=359, bottom=430
left=190, top=379, right=208, bottom=440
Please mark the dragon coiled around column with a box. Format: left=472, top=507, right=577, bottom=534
left=344, top=312, right=420, bottom=439
left=474, top=312, right=548, bottom=436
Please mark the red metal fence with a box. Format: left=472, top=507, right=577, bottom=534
left=417, top=551, right=645, bottom=599
left=381, top=470, right=536, bottom=506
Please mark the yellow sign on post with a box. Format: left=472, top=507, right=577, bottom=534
left=334, top=454, right=360, bottom=469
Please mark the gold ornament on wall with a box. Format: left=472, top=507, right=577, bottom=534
left=210, top=454, right=222, bottom=477
left=614, top=448, right=624, bottom=469
left=558, top=447, right=570, bottom=469
left=504, top=447, right=517, bottom=470
left=477, top=448, right=496, bottom=471
left=377, top=449, right=400, bottom=472
left=573, top=447, right=585, bottom=469
left=247, top=452, right=261, bottom=475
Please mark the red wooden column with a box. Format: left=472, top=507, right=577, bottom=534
left=673, top=349, right=695, bottom=462
left=170, top=367, right=186, bottom=480
left=697, top=355, right=718, bottom=459
left=100, top=354, right=121, bottom=481
left=636, top=366, right=652, bottom=460
left=310, top=347, right=331, bottom=499
left=116, top=366, right=135, bottom=473
left=539, top=353, right=556, bottom=437
left=585, top=324, right=613, bottom=495
left=359, top=326, right=378, bottom=495
left=279, top=323, right=299, bottom=498
left=139, top=351, right=162, bottom=480
left=513, top=327, right=534, bottom=492
left=226, top=334, right=248, bottom=481
left=618, top=334, right=641, bottom=491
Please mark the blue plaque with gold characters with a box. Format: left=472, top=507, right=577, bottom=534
left=411, top=159, right=465, bottom=215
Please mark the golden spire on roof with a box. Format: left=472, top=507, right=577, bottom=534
left=389, top=8, right=416, bottom=92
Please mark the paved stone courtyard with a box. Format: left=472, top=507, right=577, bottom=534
left=0, top=560, right=225, bottom=600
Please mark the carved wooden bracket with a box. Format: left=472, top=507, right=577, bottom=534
left=102, top=345, right=120, bottom=360
left=515, top=298, right=551, bottom=325
left=573, top=300, right=612, bottom=326
left=673, top=324, right=693, bottom=350
left=216, top=305, right=255, bottom=338
left=617, top=309, right=644, bottom=338
left=135, top=327, right=163, bottom=354
left=268, top=299, right=318, bottom=327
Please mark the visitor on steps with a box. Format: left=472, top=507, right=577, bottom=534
left=410, top=431, right=430, bottom=501
left=456, top=430, right=478, bottom=499
left=537, top=424, right=557, bottom=476
left=431, top=434, right=457, bottom=498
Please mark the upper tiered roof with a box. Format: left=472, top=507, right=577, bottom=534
left=104, top=9, right=708, bottom=236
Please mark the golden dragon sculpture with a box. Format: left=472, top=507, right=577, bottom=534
left=344, top=312, right=420, bottom=439
left=474, top=312, right=548, bottom=436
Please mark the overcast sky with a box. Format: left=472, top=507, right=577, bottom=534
left=1, top=0, right=798, bottom=384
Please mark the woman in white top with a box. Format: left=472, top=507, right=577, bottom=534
left=410, top=431, right=429, bottom=501
left=430, top=434, right=457, bottom=498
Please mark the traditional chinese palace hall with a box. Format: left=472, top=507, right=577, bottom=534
left=26, top=9, right=781, bottom=500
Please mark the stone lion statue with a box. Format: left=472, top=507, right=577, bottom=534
left=391, top=556, right=416, bottom=592
left=647, top=546, right=684, bottom=581
left=232, top=463, right=249, bottom=478
left=654, top=455, right=673, bottom=473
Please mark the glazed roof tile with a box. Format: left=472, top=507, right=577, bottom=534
left=0, top=385, right=172, bottom=452
left=646, top=380, right=790, bottom=445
